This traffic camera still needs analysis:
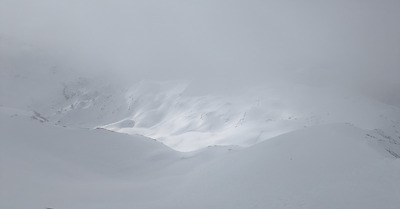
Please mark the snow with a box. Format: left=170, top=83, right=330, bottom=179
left=1, top=109, right=400, bottom=209
left=2, top=39, right=400, bottom=152
left=43, top=80, right=400, bottom=152
left=1, top=29, right=400, bottom=209
left=168, top=124, right=400, bottom=209
left=4, top=61, right=400, bottom=152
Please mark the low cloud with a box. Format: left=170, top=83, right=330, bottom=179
left=1, top=0, right=399, bottom=102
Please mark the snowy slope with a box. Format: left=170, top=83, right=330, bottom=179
left=2, top=38, right=400, bottom=209
left=4, top=58, right=400, bottom=152
left=1, top=108, right=399, bottom=209
left=38, top=79, right=400, bottom=152
left=167, top=124, right=400, bottom=209
left=0, top=109, right=231, bottom=209
left=2, top=39, right=400, bottom=152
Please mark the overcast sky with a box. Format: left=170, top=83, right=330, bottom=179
left=1, top=0, right=399, bottom=101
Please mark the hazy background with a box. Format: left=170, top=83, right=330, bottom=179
left=1, top=0, right=399, bottom=104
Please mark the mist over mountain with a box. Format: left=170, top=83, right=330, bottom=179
left=1, top=0, right=399, bottom=100
left=1, top=1, right=400, bottom=208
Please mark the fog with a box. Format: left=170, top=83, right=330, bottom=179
left=1, top=0, right=399, bottom=102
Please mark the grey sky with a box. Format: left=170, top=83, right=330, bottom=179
left=1, top=0, right=399, bottom=101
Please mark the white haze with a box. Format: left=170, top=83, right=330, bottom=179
left=2, top=2, right=400, bottom=208
left=1, top=0, right=399, bottom=102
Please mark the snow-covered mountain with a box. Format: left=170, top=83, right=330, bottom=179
left=2, top=41, right=400, bottom=152
left=1, top=37, right=400, bottom=208
left=1, top=105, right=399, bottom=209
left=3, top=61, right=400, bottom=152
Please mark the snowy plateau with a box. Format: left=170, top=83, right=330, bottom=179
left=1, top=40, right=400, bottom=209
